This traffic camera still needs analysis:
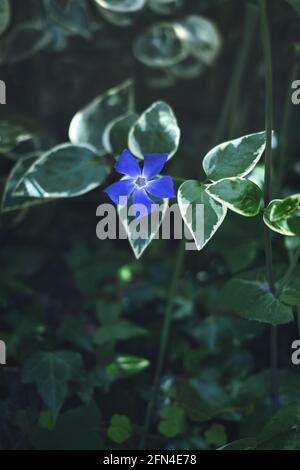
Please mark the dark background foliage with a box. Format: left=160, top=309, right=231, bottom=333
left=0, top=0, right=300, bottom=450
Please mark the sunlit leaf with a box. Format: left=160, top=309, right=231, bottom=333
left=178, top=180, right=227, bottom=251
left=95, top=0, right=146, bottom=12
left=203, top=131, right=266, bottom=181
left=107, top=415, right=131, bottom=444
left=205, top=177, right=263, bottom=217
left=128, top=101, right=180, bottom=159
left=106, top=355, right=150, bottom=379
left=269, top=194, right=300, bottom=222
left=0, top=120, right=33, bottom=153
left=69, top=80, right=134, bottom=154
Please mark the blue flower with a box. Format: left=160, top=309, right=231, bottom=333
left=104, top=149, right=175, bottom=218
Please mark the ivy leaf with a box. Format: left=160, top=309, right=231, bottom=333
left=205, top=177, right=262, bottom=217
left=202, top=131, right=266, bottom=181
left=1, top=155, right=50, bottom=212
left=16, top=143, right=108, bottom=198
left=158, top=405, right=186, bottom=438
left=178, top=180, right=227, bottom=251
left=287, top=212, right=300, bottom=236
left=0, top=0, right=10, bottom=36
left=128, top=101, right=180, bottom=159
left=286, top=0, right=300, bottom=15
left=221, top=278, right=294, bottom=325
left=264, top=200, right=296, bottom=236
left=22, top=351, right=84, bottom=420
left=269, top=194, right=300, bottom=222
left=106, top=355, right=150, bottom=380
left=118, top=198, right=169, bottom=259
left=69, top=80, right=134, bottom=154
left=107, top=415, right=131, bottom=444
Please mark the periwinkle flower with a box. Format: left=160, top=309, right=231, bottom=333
left=104, top=149, right=175, bottom=218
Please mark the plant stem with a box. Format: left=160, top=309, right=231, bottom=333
left=214, top=3, right=257, bottom=143
left=259, top=0, right=279, bottom=412
left=139, top=241, right=185, bottom=450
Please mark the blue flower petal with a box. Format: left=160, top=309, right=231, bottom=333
left=142, top=154, right=168, bottom=179
left=132, top=188, right=157, bottom=219
left=104, top=178, right=135, bottom=205
left=146, top=176, right=175, bottom=199
left=114, top=149, right=141, bottom=177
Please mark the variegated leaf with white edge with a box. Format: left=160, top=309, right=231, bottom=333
left=178, top=180, right=227, bottom=251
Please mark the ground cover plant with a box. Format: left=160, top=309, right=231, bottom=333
left=0, top=0, right=300, bottom=451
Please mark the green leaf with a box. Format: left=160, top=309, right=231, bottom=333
left=16, top=143, right=108, bottom=198
left=0, top=0, right=10, bottom=36
left=173, top=382, right=211, bottom=422
left=205, top=177, right=262, bottom=217
left=107, top=415, right=131, bottom=444
left=218, top=438, right=257, bottom=450
left=178, top=180, right=227, bottom=251
left=106, top=355, right=150, bottom=379
left=94, top=302, right=147, bottom=344
left=286, top=0, right=300, bottom=15
left=258, top=401, right=300, bottom=450
left=279, top=268, right=300, bottom=305
left=133, top=22, right=188, bottom=67
left=1, top=155, right=50, bottom=212
left=22, top=351, right=84, bottom=420
left=204, top=424, right=227, bottom=447
left=287, top=212, right=300, bottom=236
left=202, top=131, right=266, bottom=181
left=128, top=101, right=180, bottom=159
left=69, top=80, right=134, bottom=154
left=158, top=405, right=186, bottom=438
left=118, top=196, right=169, bottom=259
left=269, top=194, right=300, bottom=222
left=95, top=0, right=146, bottom=12
left=103, top=112, right=138, bottom=155
left=43, top=0, right=92, bottom=38
left=0, top=120, right=33, bottom=153
left=264, top=200, right=296, bottom=236
left=221, top=278, right=294, bottom=325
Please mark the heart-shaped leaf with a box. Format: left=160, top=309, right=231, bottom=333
left=17, top=143, right=108, bottom=198
left=128, top=101, right=180, bottom=159
left=205, top=177, right=263, bottom=217
left=43, top=0, right=92, bottom=38
left=221, top=278, right=294, bottom=325
left=69, top=80, right=134, bottom=154
left=203, top=131, right=266, bottom=181
left=118, top=198, right=169, bottom=259
left=95, top=0, right=146, bottom=12
left=178, top=180, right=227, bottom=251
